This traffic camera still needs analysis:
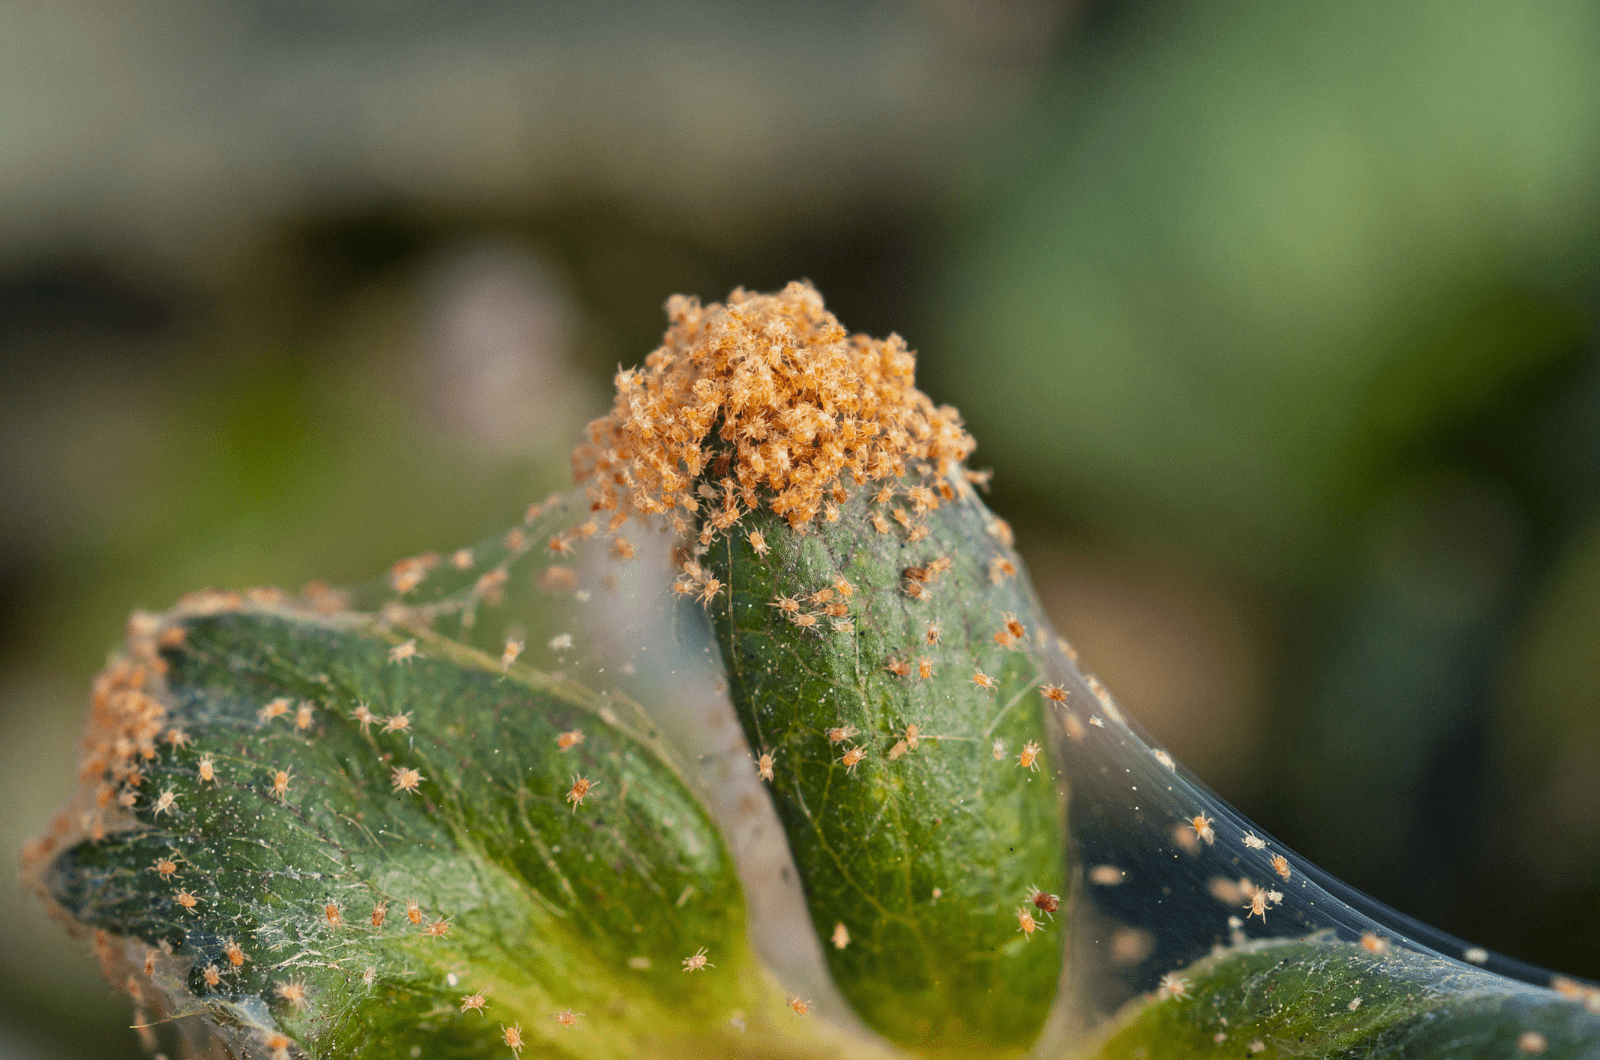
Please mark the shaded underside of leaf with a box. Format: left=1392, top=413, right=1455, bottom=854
left=42, top=604, right=830, bottom=1059
left=705, top=481, right=1068, bottom=1055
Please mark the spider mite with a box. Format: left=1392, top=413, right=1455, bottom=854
left=787, top=996, right=812, bottom=1017
left=826, top=725, right=860, bottom=744
left=275, top=980, right=310, bottom=1009
left=1190, top=813, right=1216, bottom=845
left=503, top=1023, right=524, bottom=1056
left=197, top=756, right=216, bottom=784
left=1004, top=613, right=1026, bottom=640
left=747, top=530, right=769, bottom=557
left=1027, top=886, right=1060, bottom=920
left=925, top=621, right=942, bottom=645
left=1159, top=973, right=1187, bottom=999
left=406, top=900, right=423, bottom=925
left=371, top=902, right=389, bottom=928
left=1271, top=854, right=1291, bottom=881
left=1016, top=907, right=1038, bottom=940
left=460, top=990, right=487, bottom=1015
left=1016, top=741, right=1041, bottom=771
left=388, top=639, right=419, bottom=664
left=152, top=790, right=178, bottom=817
left=885, top=658, right=911, bottom=677
left=223, top=938, right=247, bottom=968
left=270, top=769, right=293, bottom=799
left=501, top=639, right=524, bottom=671
left=324, top=902, right=343, bottom=928
left=553, top=1009, right=583, bottom=1028
left=1040, top=684, right=1067, bottom=703
left=972, top=670, right=997, bottom=691
left=840, top=746, right=868, bottom=773
left=756, top=749, right=776, bottom=782
left=682, top=947, right=713, bottom=972
left=566, top=775, right=594, bottom=812
left=918, top=657, right=934, bottom=680
left=382, top=712, right=413, bottom=734
left=391, top=766, right=423, bottom=794
left=556, top=729, right=585, bottom=750
left=259, top=698, right=292, bottom=724
left=1244, top=886, right=1268, bottom=922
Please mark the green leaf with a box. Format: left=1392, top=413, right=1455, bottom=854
left=1084, top=936, right=1600, bottom=1060
left=704, top=487, right=1068, bottom=1055
left=41, top=604, right=863, bottom=1059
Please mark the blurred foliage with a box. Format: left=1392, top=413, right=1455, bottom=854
left=4, top=1, right=1600, bottom=1057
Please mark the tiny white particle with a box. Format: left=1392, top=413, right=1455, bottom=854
left=446, top=972, right=458, bottom=987
left=549, top=633, right=574, bottom=651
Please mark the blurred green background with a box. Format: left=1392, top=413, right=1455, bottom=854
left=4, top=2, right=1600, bottom=1056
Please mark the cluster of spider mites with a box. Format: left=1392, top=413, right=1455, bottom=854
left=567, top=280, right=975, bottom=565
